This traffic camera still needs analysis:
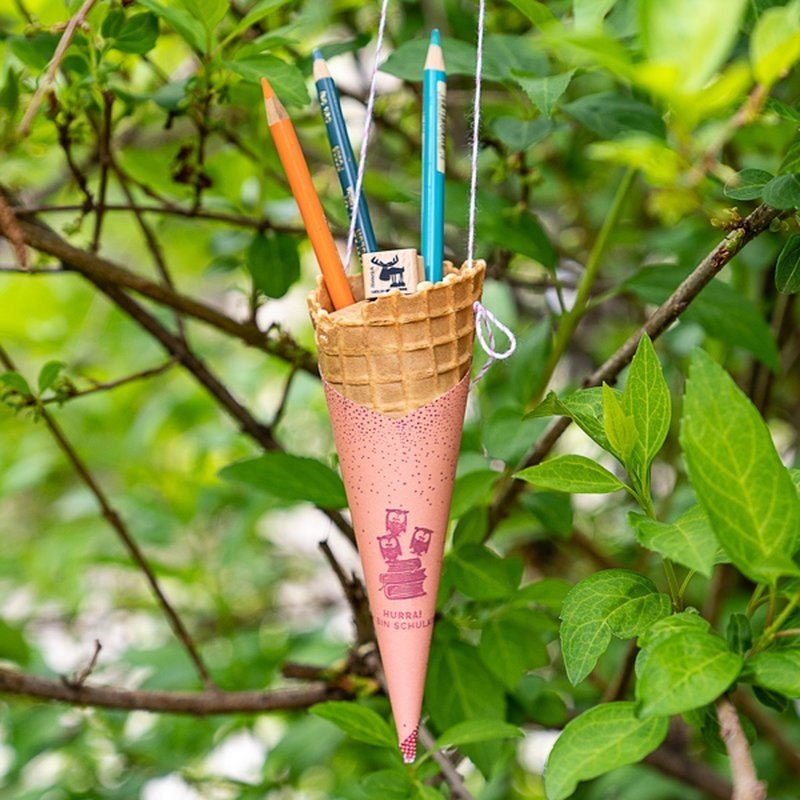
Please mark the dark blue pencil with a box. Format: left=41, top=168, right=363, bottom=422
left=313, top=49, right=378, bottom=257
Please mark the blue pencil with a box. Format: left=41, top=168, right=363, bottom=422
left=313, top=49, right=378, bottom=257
left=421, top=29, right=446, bottom=282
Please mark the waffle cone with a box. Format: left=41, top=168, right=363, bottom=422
left=308, top=260, right=485, bottom=416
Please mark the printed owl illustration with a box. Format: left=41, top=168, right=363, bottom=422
left=409, top=527, right=432, bottom=556
left=378, top=533, right=402, bottom=562
left=385, top=508, right=409, bottom=537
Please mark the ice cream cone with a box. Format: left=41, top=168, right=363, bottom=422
left=309, top=261, right=485, bottom=762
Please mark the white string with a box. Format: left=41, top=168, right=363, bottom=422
left=466, top=0, right=485, bottom=269
left=472, top=301, right=515, bottom=383
left=344, top=0, right=391, bottom=270
left=468, top=0, right=516, bottom=382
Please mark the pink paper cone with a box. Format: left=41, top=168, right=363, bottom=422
left=324, top=373, right=470, bottom=762
left=309, top=262, right=485, bottom=762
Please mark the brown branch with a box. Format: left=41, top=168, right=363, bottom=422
left=0, top=193, right=28, bottom=269
left=4, top=210, right=318, bottom=376
left=31, top=359, right=177, bottom=406
left=69, top=640, right=102, bottom=687
left=55, top=116, right=94, bottom=210
left=735, top=689, right=800, bottom=776
left=91, top=92, right=113, bottom=253
left=19, top=0, right=99, bottom=136
left=716, top=696, right=768, bottom=800
left=488, top=203, right=782, bottom=531
left=0, top=344, right=216, bottom=690
left=645, top=748, right=731, bottom=800
left=319, top=540, right=373, bottom=645
left=0, top=666, right=345, bottom=714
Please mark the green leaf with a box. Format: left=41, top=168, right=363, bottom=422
left=435, top=719, right=523, bottom=749
left=762, top=173, right=800, bottom=209
left=639, top=0, right=749, bottom=91
left=0, top=371, right=32, bottom=396
left=0, top=619, right=31, bottom=666
left=37, top=361, right=65, bottom=394
left=636, top=630, right=743, bottom=717
left=573, top=0, right=619, bottom=31
left=726, top=613, right=752, bottom=655
left=226, top=55, right=309, bottom=106
left=602, top=382, right=639, bottom=465
left=563, top=92, right=665, bottom=139
left=623, top=335, right=671, bottom=473
left=451, top=507, right=488, bottom=549
left=479, top=610, right=550, bottom=689
left=488, top=116, right=553, bottom=152
left=450, top=470, right=499, bottom=519
left=629, top=506, right=717, bottom=577
left=519, top=577, right=572, bottom=611
left=447, top=545, right=523, bottom=600
left=246, top=232, right=300, bottom=299
left=426, top=639, right=506, bottom=777
left=106, top=12, right=160, bottom=55
left=523, top=490, right=573, bottom=537
left=507, top=0, right=558, bottom=27
left=224, top=0, right=293, bottom=43
left=750, top=0, right=800, bottom=87
left=310, top=701, right=396, bottom=748
left=360, top=771, right=414, bottom=800
left=779, top=137, right=800, bottom=175
left=776, top=234, right=800, bottom=295
left=513, top=70, right=575, bottom=117
left=516, top=455, right=627, bottom=495
left=544, top=702, right=668, bottom=800
left=680, top=350, right=800, bottom=584
left=634, top=610, right=711, bottom=676
left=747, top=649, right=800, bottom=697
left=560, top=569, right=671, bottom=685
left=723, top=168, right=774, bottom=201
left=219, top=453, right=347, bottom=509
left=529, top=387, right=614, bottom=452
left=137, top=0, right=206, bottom=53
left=622, top=266, right=780, bottom=371
left=178, top=0, right=228, bottom=31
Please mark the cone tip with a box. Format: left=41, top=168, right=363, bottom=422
left=430, top=28, right=441, bottom=47
left=312, top=47, right=324, bottom=61
left=400, top=730, right=418, bottom=764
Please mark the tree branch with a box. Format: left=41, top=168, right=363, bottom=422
left=488, top=203, right=781, bottom=531
left=4, top=208, right=318, bottom=376
left=0, top=666, right=346, bottom=714
left=716, top=696, right=767, bottom=800
left=19, top=0, right=98, bottom=136
left=0, top=344, right=216, bottom=690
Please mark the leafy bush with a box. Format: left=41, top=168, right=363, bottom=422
left=1, top=1, right=799, bottom=798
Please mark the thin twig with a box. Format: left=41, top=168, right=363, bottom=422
left=0, top=666, right=345, bottom=714
left=90, top=92, right=113, bottom=253
left=68, top=640, right=102, bottom=688
left=20, top=0, right=98, bottom=136
left=319, top=540, right=373, bottom=645
left=715, top=696, right=768, bottom=800
left=418, top=725, right=475, bottom=800
left=0, top=343, right=216, bottom=691
left=30, top=359, right=176, bottom=406
left=735, top=689, right=800, bottom=776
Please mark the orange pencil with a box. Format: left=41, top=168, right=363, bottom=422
left=261, top=78, right=354, bottom=310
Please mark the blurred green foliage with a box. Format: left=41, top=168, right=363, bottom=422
left=1, top=0, right=800, bottom=798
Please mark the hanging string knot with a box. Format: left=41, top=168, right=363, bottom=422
left=472, top=300, right=516, bottom=383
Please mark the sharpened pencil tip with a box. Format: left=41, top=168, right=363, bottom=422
left=313, top=48, right=324, bottom=60
left=260, top=77, right=275, bottom=101
left=430, top=28, right=441, bottom=46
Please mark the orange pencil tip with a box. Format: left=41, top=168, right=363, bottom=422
left=261, top=77, right=275, bottom=101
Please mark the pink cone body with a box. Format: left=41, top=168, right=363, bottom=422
left=324, top=373, right=470, bottom=761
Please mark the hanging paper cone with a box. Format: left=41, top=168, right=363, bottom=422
left=308, top=261, right=485, bottom=763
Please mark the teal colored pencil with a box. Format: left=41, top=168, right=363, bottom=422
left=421, top=29, right=446, bottom=282
left=313, top=50, right=378, bottom=257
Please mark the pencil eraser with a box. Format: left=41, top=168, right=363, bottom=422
left=362, top=248, right=420, bottom=298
